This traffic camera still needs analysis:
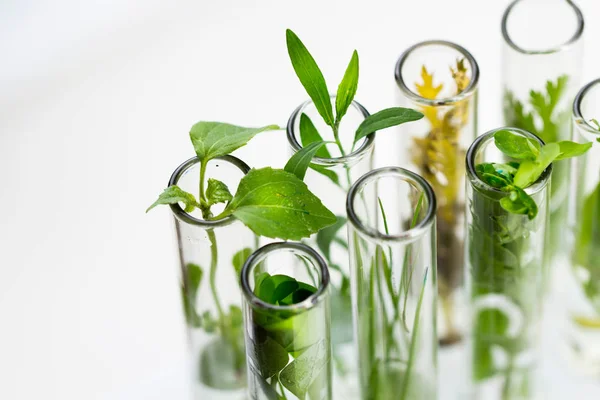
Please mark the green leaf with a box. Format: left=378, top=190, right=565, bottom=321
left=493, top=129, right=540, bottom=160
left=225, top=167, right=336, bottom=240
left=284, top=141, right=330, bottom=181
left=335, top=50, right=359, bottom=123
left=300, top=113, right=331, bottom=158
left=206, top=178, right=232, bottom=206
left=146, top=185, right=199, bottom=213
left=249, top=335, right=289, bottom=379
left=514, top=143, right=560, bottom=188
left=181, top=263, right=203, bottom=326
left=500, top=187, right=538, bottom=220
left=280, top=339, right=330, bottom=399
left=232, top=247, right=252, bottom=278
left=554, top=141, right=593, bottom=160
left=199, top=336, right=246, bottom=389
left=591, top=118, right=600, bottom=131
left=189, top=121, right=279, bottom=162
left=310, top=164, right=340, bottom=187
left=316, top=216, right=347, bottom=261
left=354, top=107, right=423, bottom=143
left=286, top=29, right=334, bottom=127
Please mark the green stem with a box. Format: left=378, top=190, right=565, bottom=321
left=208, top=228, right=226, bottom=332
left=198, top=159, right=226, bottom=333
left=332, top=121, right=346, bottom=157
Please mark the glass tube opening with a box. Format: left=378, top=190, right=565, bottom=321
left=395, top=40, right=479, bottom=106
left=466, top=127, right=552, bottom=196
left=168, top=155, right=250, bottom=227
left=502, top=0, right=584, bottom=54
left=286, top=96, right=373, bottom=165
left=346, top=167, right=436, bottom=243
left=241, top=242, right=330, bottom=312
left=573, top=78, right=600, bottom=136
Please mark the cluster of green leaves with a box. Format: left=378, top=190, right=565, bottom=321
left=286, top=29, right=423, bottom=161
left=248, top=272, right=330, bottom=399
left=476, top=129, right=591, bottom=219
left=504, top=75, right=569, bottom=145
left=147, top=121, right=337, bottom=240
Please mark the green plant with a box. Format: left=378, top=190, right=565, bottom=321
left=247, top=272, right=331, bottom=400
left=571, top=118, right=600, bottom=326
left=148, top=121, right=336, bottom=389
left=504, top=75, right=572, bottom=264
left=286, top=29, right=424, bottom=376
left=469, top=129, right=590, bottom=399
left=286, top=28, right=423, bottom=182
left=352, top=194, right=432, bottom=400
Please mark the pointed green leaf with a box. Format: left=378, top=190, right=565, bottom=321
left=146, top=185, right=199, bottom=213
left=225, top=168, right=336, bottom=240
left=189, top=121, right=279, bottom=162
left=286, top=29, right=334, bottom=126
left=591, top=119, right=600, bottom=131
left=335, top=50, right=359, bottom=123
left=206, top=178, right=232, bottom=206
left=285, top=141, right=330, bottom=180
left=232, top=247, right=253, bottom=278
left=280, top=339, right=330, bottom=398
left=300, top=113, right=331, bottom=158
left=354, top=107, right=423, bottom=143
left=316, top=216, right=347, bottom=262
left=554, top=141, right=593, bottom=160
left=310, top=164, right=340, bottom=186
left=493, top=129, right=540, bottom=160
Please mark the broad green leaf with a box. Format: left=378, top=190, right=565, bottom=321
left=354, top=107, right=423, bottom=143
left=189, top=121, right=279, bottom=161
left=226, top=168, right=336, bottom=240
left=554, top=141, right=593, bottom=160
left=286, top=29, right=334, bottom=127
left=284, top=141, right=329, bottom=180
left=181, top=263, right=203, bottom=327
left=300, top=113, right=331, bottom=158
left=146, top=185, right=199, bottom=213
left=232, top=247, right=252, bottom=278
left=249, top=335, right=289, bottom=379
left=500, top=187, right=538, bottom=219
left=493, top=129, right=540, bottom=160
left=310, top=164, right=340, bottom=186
left=316, top=216, right=347, bottom=261
left=335, top=50, right=359, bottom=123
left=280, top=339, right=330, bottom=398
left=514, top=143, right=560, bottom=188
left=206, top=178, right=232, bottom=205
left=199, top=336, right=246, bottom=389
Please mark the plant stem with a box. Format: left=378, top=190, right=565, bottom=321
left=198, top=159, right=226, bottom=333
left=332, top=122, right=346, bottom=157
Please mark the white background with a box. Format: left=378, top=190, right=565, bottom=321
left=1, top=0, right=599, bottom=399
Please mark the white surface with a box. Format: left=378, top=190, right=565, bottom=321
left=1, top=1, right=599, bottom=399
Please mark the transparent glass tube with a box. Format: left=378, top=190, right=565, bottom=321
left=346, top=167, right=438, bottom=400
left=465, top=128, right=551, bottom=400
left=241, top=242, right=332, bottom=400
left=501, top=0, right=584, bottom=268
left=286, top=97, right=374, bottom=397
left=169, top=155, right=257, bottom=399
left=564, top=78, right=600, bottom=374
left=395, top=39, right=479, bottom=346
